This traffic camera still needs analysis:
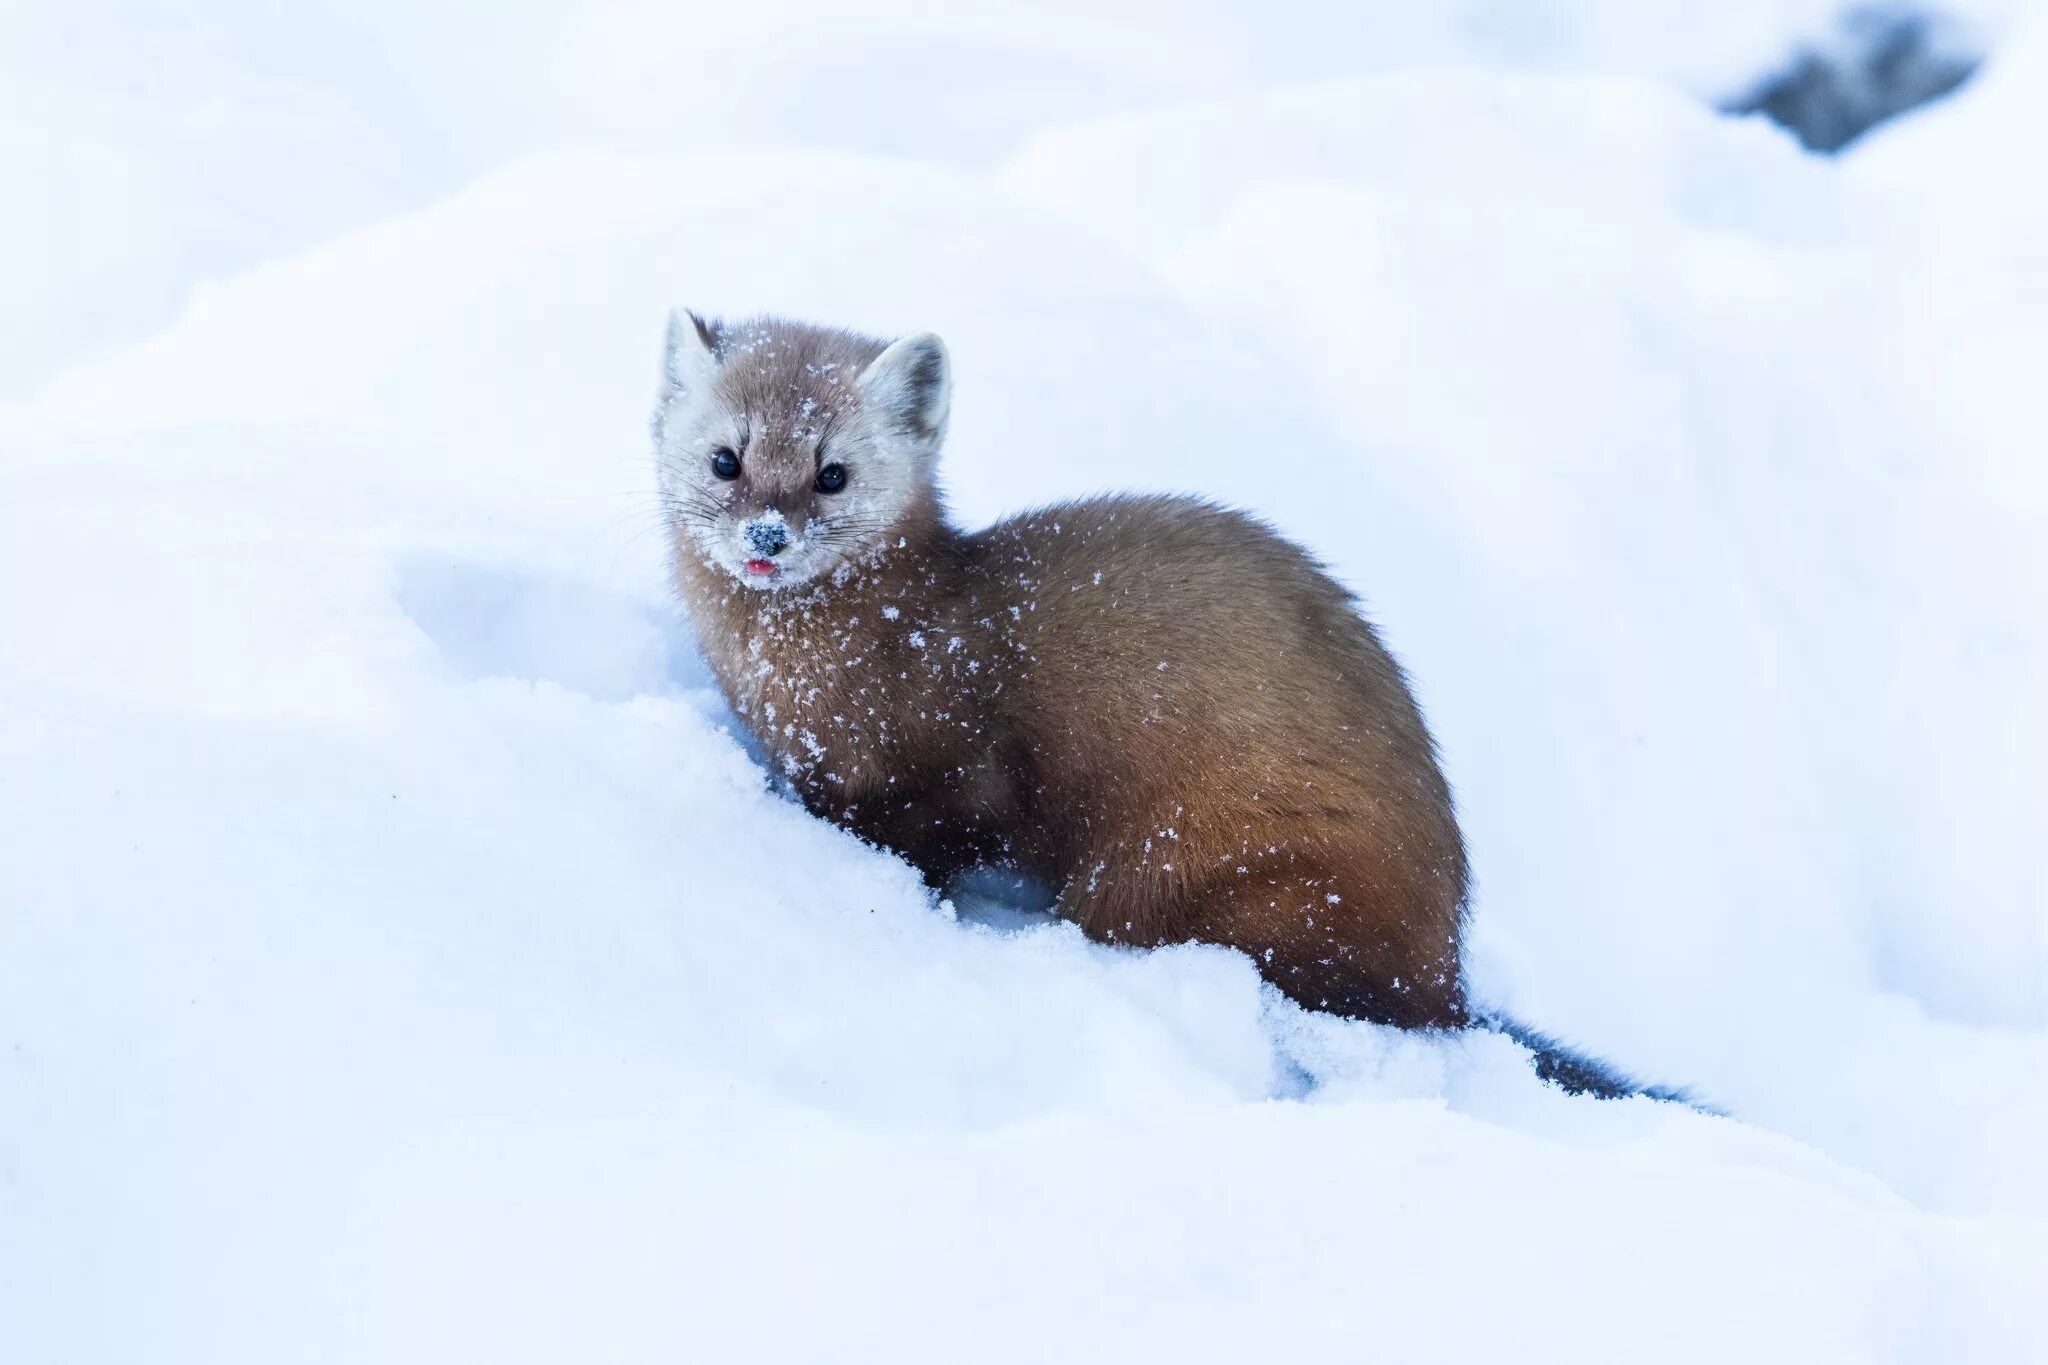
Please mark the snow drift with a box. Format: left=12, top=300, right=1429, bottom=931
left=3, top=4, right=2046, bottom=1362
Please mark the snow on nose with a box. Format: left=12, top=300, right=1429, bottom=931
left=742, top=513, right=790, bottom=559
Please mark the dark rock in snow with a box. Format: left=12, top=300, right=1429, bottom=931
left=1726, top=5, right=1979, bottom=152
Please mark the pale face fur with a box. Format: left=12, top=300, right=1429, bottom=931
left=652, top=311, right=951, bottom=592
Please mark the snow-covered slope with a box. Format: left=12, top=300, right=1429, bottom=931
left=7, top=0, right=2038, bottom=399
left=4, top=4, right=2046, bottom=1363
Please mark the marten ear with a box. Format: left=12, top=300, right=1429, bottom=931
left=660, top=307, right=721, bottom=399
left=653, top=309, right=721, bottom=444
left=858, top=332, right=951, bottom=451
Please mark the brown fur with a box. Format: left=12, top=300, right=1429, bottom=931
left=663, top=316, right=1469, bottom=1029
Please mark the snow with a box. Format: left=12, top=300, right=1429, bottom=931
left=5, top=3, right=2048, bottom=1362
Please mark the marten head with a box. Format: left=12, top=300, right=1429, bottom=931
left=653, top=311, right=951, bottom=593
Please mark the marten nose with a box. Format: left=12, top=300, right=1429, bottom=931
left=743, top=517, right=790, bottom=558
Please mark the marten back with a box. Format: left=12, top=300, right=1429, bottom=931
left=966, top=495, right=1469, bottom=1027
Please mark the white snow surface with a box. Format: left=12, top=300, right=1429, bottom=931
left=5, top=4, right=2048, bottom=1362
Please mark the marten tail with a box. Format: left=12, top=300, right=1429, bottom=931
left=1475, top=1010, right=1710, bottom=1110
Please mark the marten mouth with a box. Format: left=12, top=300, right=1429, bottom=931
left=744, top=558, right=778, bottom=577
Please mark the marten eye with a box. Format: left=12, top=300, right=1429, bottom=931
left=815, top=462, right=848, bottom=494
left=710, top=448, right=741, bottom=480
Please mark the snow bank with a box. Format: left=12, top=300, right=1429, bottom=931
left=10, top=0, right=2037, bottom=399
left=5, top=3, right=2047, bottom=1363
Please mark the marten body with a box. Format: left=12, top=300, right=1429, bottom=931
left=657, top=312, right=1468, bottom=1030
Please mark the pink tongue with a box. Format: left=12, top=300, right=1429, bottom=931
left=745, top=558, right=777, bottom=575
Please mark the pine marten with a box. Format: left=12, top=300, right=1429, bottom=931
left=653, top=311, right=1686, bottom=1102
